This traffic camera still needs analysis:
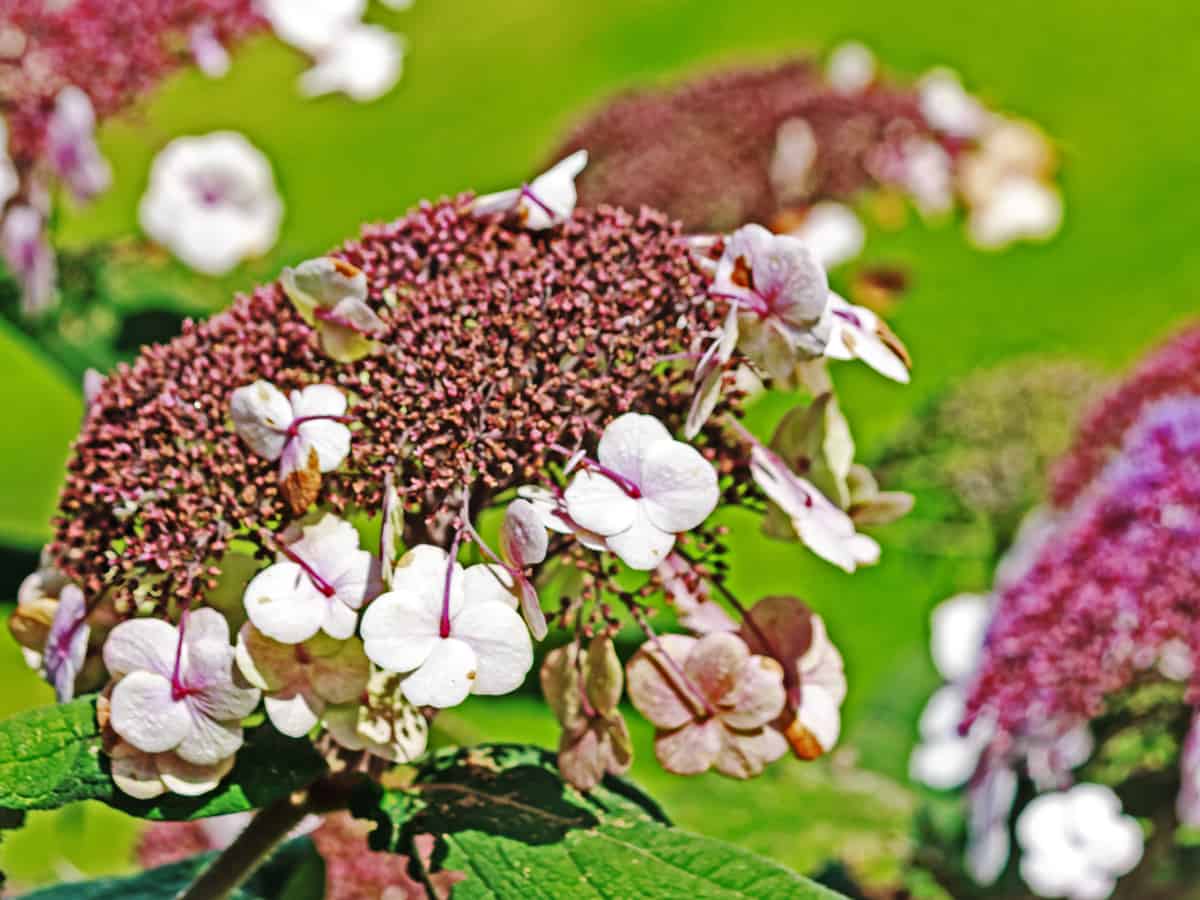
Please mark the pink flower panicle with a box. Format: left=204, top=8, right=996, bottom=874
left=965, top=395, right=1200, bottom=740
left=52, top=198, right=732, bottom=618
left=0, top=0, right=264, bottom=166
left=554, top=58, right=931, bottom=232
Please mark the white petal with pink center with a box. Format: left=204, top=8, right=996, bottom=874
left=473, top=150, right=588, bottom=230
left=824, top=293, right=911, bottom=384
left=231, top=380, right=352, bottom=481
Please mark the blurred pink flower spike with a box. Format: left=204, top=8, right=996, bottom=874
left=103, top=608, right=260, bottom=773
left=498, top=498, right=550, bottom=639
left=541, top=635, right=632, bottom=790
left=711, top=223, right=831, bottom=383
left=740, top=595, right=847, bottom=760
left=109, top=739, right=235, bottom=800
left=824, top=293, right=911, bottom=383
left=281, top=256, right=386, bottom=363
left=230, top=380, right=352, bottom=513
left=300, top=26, right=405, bottom=103
left=472, top=150, right=589, bottom=230
left=750, top=444, right=879, bottom=572
left=563, top=413, right=720, bottom=570
left=627, top=631, right=787, bottom=778
left=322, top=669, right=429, bottom=762
left=46, top=86, right=112, bottom=203
left=1015, top=783, right=1143, bottom=899
left=42, top=584, right=89, bottom=702
left=242, top=513, right=376, bottom=645
left=359, top=545, right=533, bottom=708
left=2, top=205, right=57, bottom=315
left=189, top=23, right=231, bottom=78
left=235, top=623, right=370, bottom=738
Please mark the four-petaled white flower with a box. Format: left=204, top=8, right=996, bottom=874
left=103, top=608, right=260, bottom=767
left=281, top=257, right=386, bottom=363
left=360, top=545, right=533, bottom=708
left=235, top=623, right=371, bottom=737
left=824, top=292, right=911, bottom=383
left=139, top=132, right=283, bottom=275
left=1016, top=784, right=1143, bottom=900
left=242, top=513, right=376, bottom=644
left=750, top=444, right=879, bottom=572
left=46, top=87, right=112, bottom=203
left=230, top=380, right=353, bottom=509
left=300, top=26, right=404, bottom=102
left=712, top=223, right=831, bottom=382
left=563, top=413, right=720, bottom=571
left=42, top=584, right=89, bottom=702
left=2, top=205, right=56, bottom=315
left=473, top=150, right=589, bottom=230
left=259, top=0, right=366, bottom=54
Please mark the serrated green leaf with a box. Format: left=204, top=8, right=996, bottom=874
left=357, top=743, right=846, bottom=899
left=0, top=696, right=327, bottom=820
left=16, top=835, right=319, bottom=899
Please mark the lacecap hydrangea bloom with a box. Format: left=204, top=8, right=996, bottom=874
left=17, top=151, right=914, bottom=800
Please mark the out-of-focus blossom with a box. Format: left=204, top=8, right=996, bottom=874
left=919, top=68, right=988, bottom=138
left=259, top=0, right=365, bottom=54
left=826, top=41, right=876, bottom=94
left=300, top=26, right=405, bottom=102
left=899, top=137, right=954, bottom=218
left=966, top=764, right=1018, bottom=884
left=46, top=87, right=112, bottom=203
left=9, top=551, right=70, bottom=671
left=359, top=545, right=533, bottom=708
left=323, top=668, right=429, bottom=762
left=786, top=202, right=865, bottom=269
left=473, top=150, right=589, bottom=230
left=967, top=175, right=1063, bottom=249
left=769, top=118, right=819, bottom=205
left=562, top=413, right=720, bottom=570
left=281, top=256, right=386, bottom=363
left=1015, top=784, right=1143, bottom=900
left=190, top=23, right=233, bottom=78
left=139, top=132, right=282, bottom=275
left=0, top=119, right=18, bottom=208
left=2, top=205, right=56, bottom=315
left=627, top=631, right=787, bottom=778
left=541, top=635, right=632, bottom=790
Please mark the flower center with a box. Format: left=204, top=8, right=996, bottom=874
left=170, top=610, right=195, bottom=702
left=283, top=413, right=353, bottom=440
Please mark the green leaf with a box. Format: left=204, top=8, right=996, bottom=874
left=356, top=743, right=846, bottom=899
left=0, top=696, right=327, bottom=820
left=16, top=835, right=319, bottom=899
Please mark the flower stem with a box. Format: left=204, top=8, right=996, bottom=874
left=440, top=525, right=463, bottom=639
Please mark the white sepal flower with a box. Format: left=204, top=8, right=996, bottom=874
left=787, top=202, right=865, bottom=270
left=281, top=257, right=385, bottom=362
left=139, top=132, right=282, bottom=275
left=236, top=624, right=370, bottom=738
left=47, top=87, right=111, bottom=203
left=242, top=513, right=376, bottom=644
left=259, top=0, right=366, bottom=54
left=103, top=608, right=260, bottom=767
left=1016, top=784, right=1143, bottom=900
left=826, top=41, right=876, bottom=94
left=919, top=68, right=989, bottom=139
left=563, top=413, right=720, bottom=570
left=300, top=26, right=404, bottom=102
left=685, top=305, right=739, bottom=439
left=967, top=176, right=1063, bottom=250
left=473, top=150, right=588, bottom=230
left=750, top=445, right=879, bottom=572
left=360, top=545, right=534, bottom=708
left=824, top=293, right=911, bottom=383
left=712, top=224, right=831, bottom=381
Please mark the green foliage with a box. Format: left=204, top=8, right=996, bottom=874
left=357, top=743, right=846, bottom=899
left=15, top=835, right=321, bottom=900
left=0, top=696, right=326, bottom=820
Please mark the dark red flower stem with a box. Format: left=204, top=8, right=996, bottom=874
left=278, top=543, right=338, bottom=598
left=440, top=525, right=464, bottom=639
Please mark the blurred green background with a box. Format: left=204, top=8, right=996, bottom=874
left=2, top=0, right=1199, bottom=889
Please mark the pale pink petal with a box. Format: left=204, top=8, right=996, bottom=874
left=626, top=634, right=700, bottom=730
left=639, top=439, right=719, bottom=534
left=109, top=743, right=167, bottom=800
left=401, top=638, right=478, bottom=708
left=471, top=188, right=521, bottom=217
left=605, top=506, right=676, bottom=570
left=230, top=381, right=292, bottom=461
left=501, top=499, right=549, bottom=567
left=157, top=752, right=234, bottom=797
left=293, top=420, right=351, bottom=474
left=683, top=632, right=750, bottom=705
left=714, top=726, right=788, bottom=779
left=930, top=593, right=991, bottom=684
left=177, top=710, right=243, bottom=766
left=264, top=692, right=321, bottom=738
left=596, top=413, right=671, bottom=484
left=654, top=720, right=722, bottom=775
left=194, top=678, right=260, bottom=722
left=563, top=469, right=638, bottom=537
left=461, top=564, right=518, bottom=611
left=321, top=597, right=360, bottom=641
left=453, top=601, right=533, bottom=696
left=360, top=590, right=441, bottom=673
left=184, top=607, right=232, bottom=648
left=794, top=685, right=842, bottom=754
left=243, top=562, right=328, bottom=644
left=722, top=656, right=787, bottom=731
left=103, top=618, right=179, bottom=678
left=110, top=671, right=192, bottom=754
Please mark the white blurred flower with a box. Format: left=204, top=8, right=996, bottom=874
left=139, top=132, right=282, bottom=275
left=0, top=117, right=17, bottom=208
left=826, top=41, right=876, bottom=94
left=967, top=175, right=1063, bottom=250
left=769, top=118, right=818, bottom=205
left=787, top=202, right=865, bottom=269
left=2, top=205, right=56, bottom=315
left=473, top=150, right=589, bottom=230
left=299, top=25, right=404, bottom=102
left=966, top=764, right=1018, bottom=884
left=902, top=137, right=954, bottom=218
left=1016, top=784, right=1143, bottom=899
left=258, top=0, right=365, bottom=54
left=46, top=86, right=111, bottom=203
left=919, top=68, right=988, bottom=139
left=190, top=23, right=231, bottom=78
